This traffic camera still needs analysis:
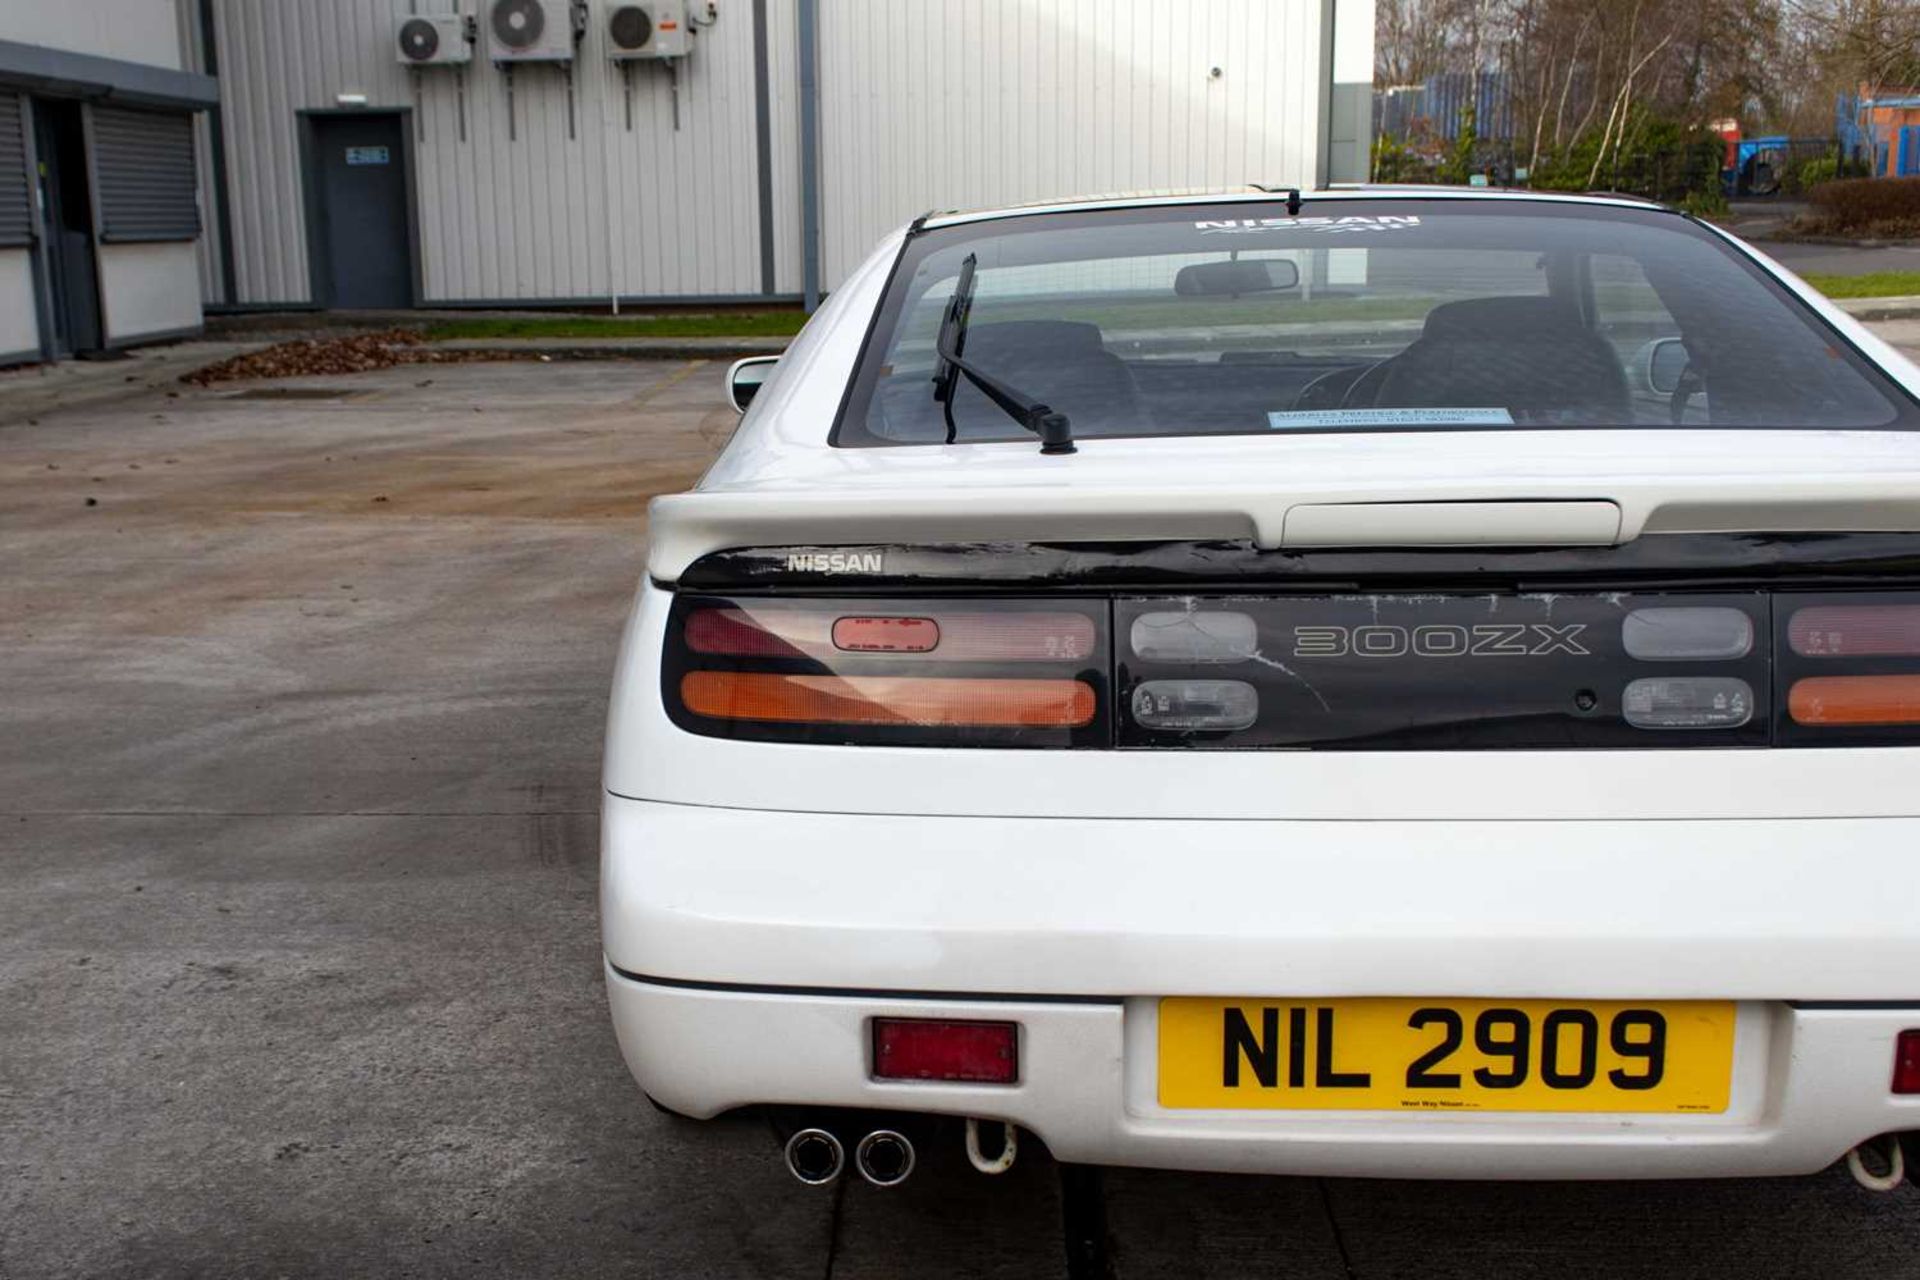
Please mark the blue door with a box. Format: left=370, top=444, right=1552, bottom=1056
left=1900, top=126, right=1920, bottom=176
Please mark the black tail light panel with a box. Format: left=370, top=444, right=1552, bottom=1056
left=1117, top=593, right=1771, bottom=749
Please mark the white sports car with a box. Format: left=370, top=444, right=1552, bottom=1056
left=602, top=188, right=1920, bottom=1191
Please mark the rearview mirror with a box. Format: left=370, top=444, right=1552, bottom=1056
left=1644, top=338, right=1691, bottom=395
left=1174, top=258, right=1300, bottom=297
left=726, top=355, right=780, bottom=413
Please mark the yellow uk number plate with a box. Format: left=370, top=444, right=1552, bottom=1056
left=1158, top=998, right=1735, bottom=1113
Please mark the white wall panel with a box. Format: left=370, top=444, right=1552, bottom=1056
left=814, top=0, right=1328, bottom=285
left=97, top=241, right=203, bottom=341
left=0, top=249, right=38, bottom=359
left=0, top=0, right=187, bottom=72
left=207, top=0, right=1349, bottom=304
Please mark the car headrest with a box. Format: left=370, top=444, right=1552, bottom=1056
left=962, top=320, right=1110, bottom=362
left=1421, top=296, right=1590, bottom=341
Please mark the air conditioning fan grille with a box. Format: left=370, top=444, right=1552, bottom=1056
left=398, top=17, right=442, bottom=61
left=491, top=0, right=546, bottom=49
left=609, top=5, right=653, bottom=49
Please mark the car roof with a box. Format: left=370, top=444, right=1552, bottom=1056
left=917, top=185, right=1670, bottom=230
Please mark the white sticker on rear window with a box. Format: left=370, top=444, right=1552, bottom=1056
left=1196, top=215, right=1422, bottom=235
left=1266, top=408, right=1515, bottom=429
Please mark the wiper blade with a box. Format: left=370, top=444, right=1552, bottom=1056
left=931, top=253, right=1075, bottom=455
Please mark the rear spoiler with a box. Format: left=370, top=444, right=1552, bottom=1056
left=646, top=486, right=1920, bottom=583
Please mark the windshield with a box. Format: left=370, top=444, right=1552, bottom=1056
left=834, top=199, right=1917, bottom=447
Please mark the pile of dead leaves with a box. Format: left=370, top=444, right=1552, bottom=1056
left=180, top=329, right=430, bottom=386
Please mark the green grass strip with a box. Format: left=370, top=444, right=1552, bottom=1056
left=1802, top=271, right=1920, bottom=300
left=422, top=311, right=807, bottom=340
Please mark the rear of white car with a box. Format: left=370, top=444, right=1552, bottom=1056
left=603, top=190, right=1920, bottom=1186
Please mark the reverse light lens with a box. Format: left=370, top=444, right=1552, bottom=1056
left=872, top=1018, right=1018, bottom=1084
left=1788, top=605, right=1920, bottom=657
left=1788, top=675, right=1920, bottom=726
left=1622, top=607, right=1753, bottom=660
left=684, top=606, right=1095, bottom=661
left=1130, top=679, right=1259, bottom=730
left=833, top=616, right=939, bottom=652
left=1130, top=610, right=1258, bottom=663
left=1895, top=1030, right=1920, bottom=1095
left=1621, top=677, right=1753, bottom=729
left=680, top=672, right=1096, bottom=727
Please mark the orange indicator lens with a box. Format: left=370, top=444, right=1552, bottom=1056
left=680, top=672, right=1096, bottom=727
left=1788, top=675, right=1920, bottom=726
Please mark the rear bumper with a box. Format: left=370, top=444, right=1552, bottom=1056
left=601, top=796, right=1920, bottom=1177
left=606, top=968, right=1920, bottom=1179
left=602, top=796, right=1920, bottom=999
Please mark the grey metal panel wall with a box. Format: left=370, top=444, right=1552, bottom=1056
left=813, top=0, right=1327, bottom=285
left=91, top=105, right=202, bottom=242
left=212, top=0, right=770, bottom=305
left=0, top=92, right=28, bottom=248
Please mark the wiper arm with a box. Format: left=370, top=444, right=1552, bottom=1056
left=931, top=253, right=1076, bottom=455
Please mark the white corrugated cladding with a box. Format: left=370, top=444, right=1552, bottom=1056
left=203, top=0, right=1349, bottom=304
left=812, top=0, right=1330, bottom=284
left=209, top=0, right=789, bottom=304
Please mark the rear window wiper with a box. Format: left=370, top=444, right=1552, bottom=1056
left=931, top=253, right=1076, bottom=455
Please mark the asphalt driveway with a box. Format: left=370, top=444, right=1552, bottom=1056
left=5, top=356, right=1920, bottom=1278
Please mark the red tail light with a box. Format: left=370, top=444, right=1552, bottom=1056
left=1895, top=1030, right=1920, bottom=1095
left=667, top=582, right=1920, bottom=750
left=1789, top=605, right=1920, bottom=657
left=666, top=596, right=1110, bottom=747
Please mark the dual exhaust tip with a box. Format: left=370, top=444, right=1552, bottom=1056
left=784, top=1127, right=915, bottom=1187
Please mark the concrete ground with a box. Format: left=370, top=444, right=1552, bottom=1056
left=1756, top=239, right=1920, bottom=278
left=7, top=354, right=1920, bottom=1278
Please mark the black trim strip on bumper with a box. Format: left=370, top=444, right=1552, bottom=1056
left=1788, top=1001, right=1920, bottom=1010
left=607, top=964, right=1124, bottom=1006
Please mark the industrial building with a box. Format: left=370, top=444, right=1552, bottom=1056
left=2, top=0, right=1373, bottom=365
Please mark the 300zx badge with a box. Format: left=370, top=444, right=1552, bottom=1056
left=1292, top=623, right=1590, bottom=658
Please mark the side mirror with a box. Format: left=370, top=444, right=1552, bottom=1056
left=1643, top=338, right=1691, bottom=395
left=726, top=356, right=780, bottom=413
left=1174, top=257, right=1300, bottom=297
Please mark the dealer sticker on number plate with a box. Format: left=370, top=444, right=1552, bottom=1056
left=1158, top=998, right=1735, bottom=1113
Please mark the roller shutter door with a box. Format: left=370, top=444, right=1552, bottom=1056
left=90, top=105, right=199, bottom=243
left=0, top=94, right=29, bottom=249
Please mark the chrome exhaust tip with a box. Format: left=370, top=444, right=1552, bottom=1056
left=784, top=1128, right=845, bottom=1186
left=854, top=1129, right=916, bottom=1187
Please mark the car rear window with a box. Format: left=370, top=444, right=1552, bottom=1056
left=833, top=199, right=1918, bottom=447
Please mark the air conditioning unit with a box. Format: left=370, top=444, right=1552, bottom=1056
left=607, top=2, right=693, bottom=60
left=485, top=0, right=583, bottom=63
left=395, top=14, right=474, bottom=66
